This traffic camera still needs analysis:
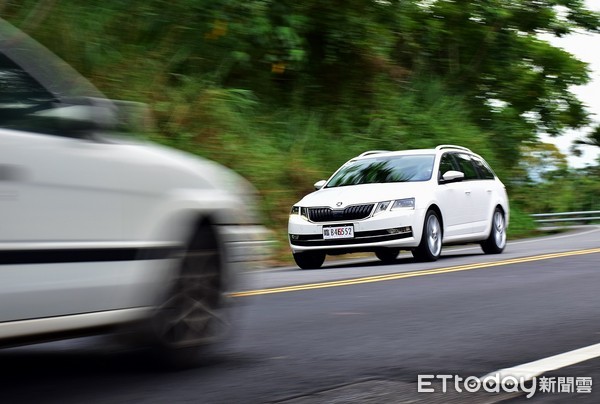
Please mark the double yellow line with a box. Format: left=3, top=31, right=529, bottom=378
left=230, top=248, right=600, bottom=298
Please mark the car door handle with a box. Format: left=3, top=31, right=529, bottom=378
left=465, top=190, right=471, bottom=195
left=0, top=164, right=27, bottom=182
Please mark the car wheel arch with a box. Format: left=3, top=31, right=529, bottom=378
left=494, top=204, right=505, bottom=216
left=144, top=206, right=231, bottom=292
left=426, top=204, right=444, bottom=238
left=144, top=194, right=238, bottom=247
left=487, top=203, right=506, bottom=233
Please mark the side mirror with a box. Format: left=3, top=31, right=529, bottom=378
left=30, top=102, right=117, bottom=136
left=441, top=170, right=464, bottom=183
left=314, top=180, right=327, bottom=190
left=29, top=98, right=154, bottom=139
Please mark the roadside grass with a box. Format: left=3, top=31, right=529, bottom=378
left=507, top=205, right=542, bottom=239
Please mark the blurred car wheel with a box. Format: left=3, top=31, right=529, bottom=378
left=150, top=223, right=227, bottom=368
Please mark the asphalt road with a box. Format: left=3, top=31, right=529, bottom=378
left=1, top=227, right=599, bottom=403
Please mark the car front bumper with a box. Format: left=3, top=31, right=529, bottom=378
left=288, top=208, right=426, bottom=254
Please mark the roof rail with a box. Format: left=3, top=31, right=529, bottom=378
left=435, top=145, right=472, bottom=152
left=358, top=150, right=391, bottom=157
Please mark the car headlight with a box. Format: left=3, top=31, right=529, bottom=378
left=391, top=198, right=415, bottom=210
left=374, top=201, right=392, bottom=215
left=291, top=206, right=309, bottom=220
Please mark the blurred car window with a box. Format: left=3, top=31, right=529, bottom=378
left=0, top=53, right=56, bottom=129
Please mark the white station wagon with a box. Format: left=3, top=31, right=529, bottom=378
left=288, top=146, right=509, bottom=269
left=0, top=18, right=270, bottom=366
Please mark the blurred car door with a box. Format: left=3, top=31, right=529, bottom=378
left=0, top=52, right=143, bottom=322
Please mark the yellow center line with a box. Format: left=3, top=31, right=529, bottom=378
left=230, top=248, right=600, bottom=298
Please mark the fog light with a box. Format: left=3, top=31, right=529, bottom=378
left=387, top=227, right=411, bottom=234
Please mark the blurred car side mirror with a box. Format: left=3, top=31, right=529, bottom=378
left=441, top=170, right=465, bottom=183
left=314, top=180, right=327, bottom=190
left=29, top=98, right=118, bottom=137
left=28, top=98, right=154, bottom=140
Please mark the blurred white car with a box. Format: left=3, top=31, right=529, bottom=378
left=0, top=18, right=270, bottom=366
left=289, top=146, right=509, bottom=269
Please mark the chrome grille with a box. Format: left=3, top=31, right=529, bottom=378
left=307, top=204, right=374, bottom=222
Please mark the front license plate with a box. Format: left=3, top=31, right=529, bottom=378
left=323, top=225, right=354, bottom=240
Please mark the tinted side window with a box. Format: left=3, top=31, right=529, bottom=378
left=454, top=153, right=479, bottom=180
left=0, top=53, right=56, bottom=130
left=471, top=156, right=495, bottom=180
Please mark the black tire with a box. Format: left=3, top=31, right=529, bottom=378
left=412, top=210, right=443, bottom=262
left=481, top=208, right=507, bottom=254
left=293, top=251, right=326, bottom=269
left=149, top=224, right=227, bottom=368
left=375, top=248, right=400, bottom=263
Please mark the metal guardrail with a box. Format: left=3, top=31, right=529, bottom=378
left=531, top=210, right=600, bottom=225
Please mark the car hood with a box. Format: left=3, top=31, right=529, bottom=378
left=296, top=182, right=428, bottom=208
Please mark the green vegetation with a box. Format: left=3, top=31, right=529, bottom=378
left=507, top=206, right=539, bottom=239
left=3, top=1, right=599, bottom=261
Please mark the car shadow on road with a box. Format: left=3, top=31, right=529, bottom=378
left=0, top=340, right=259, bottom=403
left=322, top=252, right=485, bottom=270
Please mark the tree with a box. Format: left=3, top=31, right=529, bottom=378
left=516, top=141, right=568, bottom=183
left=575, top=124, right=600, bottom=148
left=4, top=2, right=599, bottom=166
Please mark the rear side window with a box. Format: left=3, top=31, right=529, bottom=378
left=471, top=156, right=495, bottom=180
left=454, top=153, right=479, bottom=180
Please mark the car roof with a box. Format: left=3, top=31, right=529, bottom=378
left=354, top=145, right=473, bottom=160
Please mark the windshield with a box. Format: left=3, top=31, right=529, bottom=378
left=326, top=155, right=435, bottom=188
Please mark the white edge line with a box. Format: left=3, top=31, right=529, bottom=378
left=482, top=342, right=600, bottom=382
left=449, top=225, right=600, bottom=253
left=506, top=225, right=600, bottom=246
